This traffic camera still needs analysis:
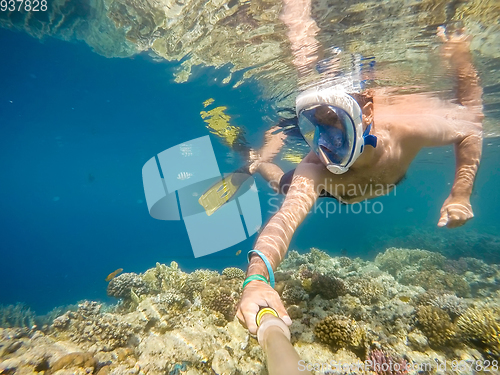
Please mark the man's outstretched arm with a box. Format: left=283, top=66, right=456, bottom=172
left=437, top=27, right=483, bottom=228
left=396, top=27, right=483, bottom=227
left=236, top=154, right=322, bottom=334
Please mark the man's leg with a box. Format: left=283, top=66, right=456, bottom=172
left=248, top=126, right=288, bottom=193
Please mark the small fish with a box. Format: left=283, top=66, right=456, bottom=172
left=399, top=296, right=411, bottom=303
left=177, top=172, right=192, bottom=180
left=105, top=268, right=123, bottom=282
left=235, top=250, right=242, bottom=256
left=340, top=249, right=348, bottom=256
left=405, top=207, right=414, bottom=213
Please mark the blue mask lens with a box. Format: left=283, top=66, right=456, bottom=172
left=298, top=105, right=356, bottom=167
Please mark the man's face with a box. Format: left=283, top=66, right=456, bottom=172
left=314, top=105, right=341, bottom=128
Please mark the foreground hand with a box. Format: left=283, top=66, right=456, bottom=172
left=438, top=195, right=474, bottom=228
left=236, top=281, right=292, bottom=335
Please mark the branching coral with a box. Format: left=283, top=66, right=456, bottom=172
left=457, top=307, right=500, bottom=358
left=222, top=267, right=245, bottom=280
left=416, top=306, right=457, bottom=348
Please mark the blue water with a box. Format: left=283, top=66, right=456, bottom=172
left=1, top=28, right=499, bottom=314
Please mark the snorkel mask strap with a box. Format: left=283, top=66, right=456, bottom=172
left=360, top=123, right=377, bottom=153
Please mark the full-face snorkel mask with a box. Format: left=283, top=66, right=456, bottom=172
left=296, top=87, right=377, bottom=174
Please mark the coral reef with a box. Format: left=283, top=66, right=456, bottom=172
left=457, top=307, right=500, bottom=358
left=367, top=349, right=409, bottom=375
left=0, top=304, right=35, bottom=329
left=346, top=277, right=385, bottom=305
left=222, top=267, right=245, bottom=280
left=107, top=272, right=150, bottom=300
left=311, top=273, right=348, bottom=300
left=1, top=247, right=499, bottom=375
left=52, top=301, right=136, bottom=350
left=314, top=315, right=365, bottom=351
left=281, top=280, right=308, bottom=305
left=416, top=306, right=457, bottom=348
left=202, top=287, right=236, bottom=322
left=429, top=294, right=468, bottom=319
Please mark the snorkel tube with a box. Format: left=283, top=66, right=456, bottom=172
left=256, top=308, right=312, bottom=375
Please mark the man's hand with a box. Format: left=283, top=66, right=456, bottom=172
left=236, top=281, right=292, bottom=335
left=438, top=194, right=474, bottom=228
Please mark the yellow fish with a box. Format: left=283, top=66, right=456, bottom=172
left=105, top=268, right=123, bottom=282
left=235, top=250, right=242, bottom=256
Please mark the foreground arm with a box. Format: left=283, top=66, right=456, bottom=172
left=236, top=155, right=321, bottom=334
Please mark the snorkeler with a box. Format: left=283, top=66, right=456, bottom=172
left=232, top=27, right=484, bottom=334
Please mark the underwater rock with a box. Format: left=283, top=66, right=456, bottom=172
left=46, top=352, right=97, bottom=375
left=107, top=272, right=150, bottom=300
left=52, top=301, right=137, bottom=351
left=180, top=276, right=205, bottom=302
left=211, top=348, right=236, bottom=375
left=287, top=305, right=303, bottom=320
left=52, top=313, right=71, bottom=330
left=407, top=331, right=429, bottom=352
left=399, top=269, right=471, bottom=297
